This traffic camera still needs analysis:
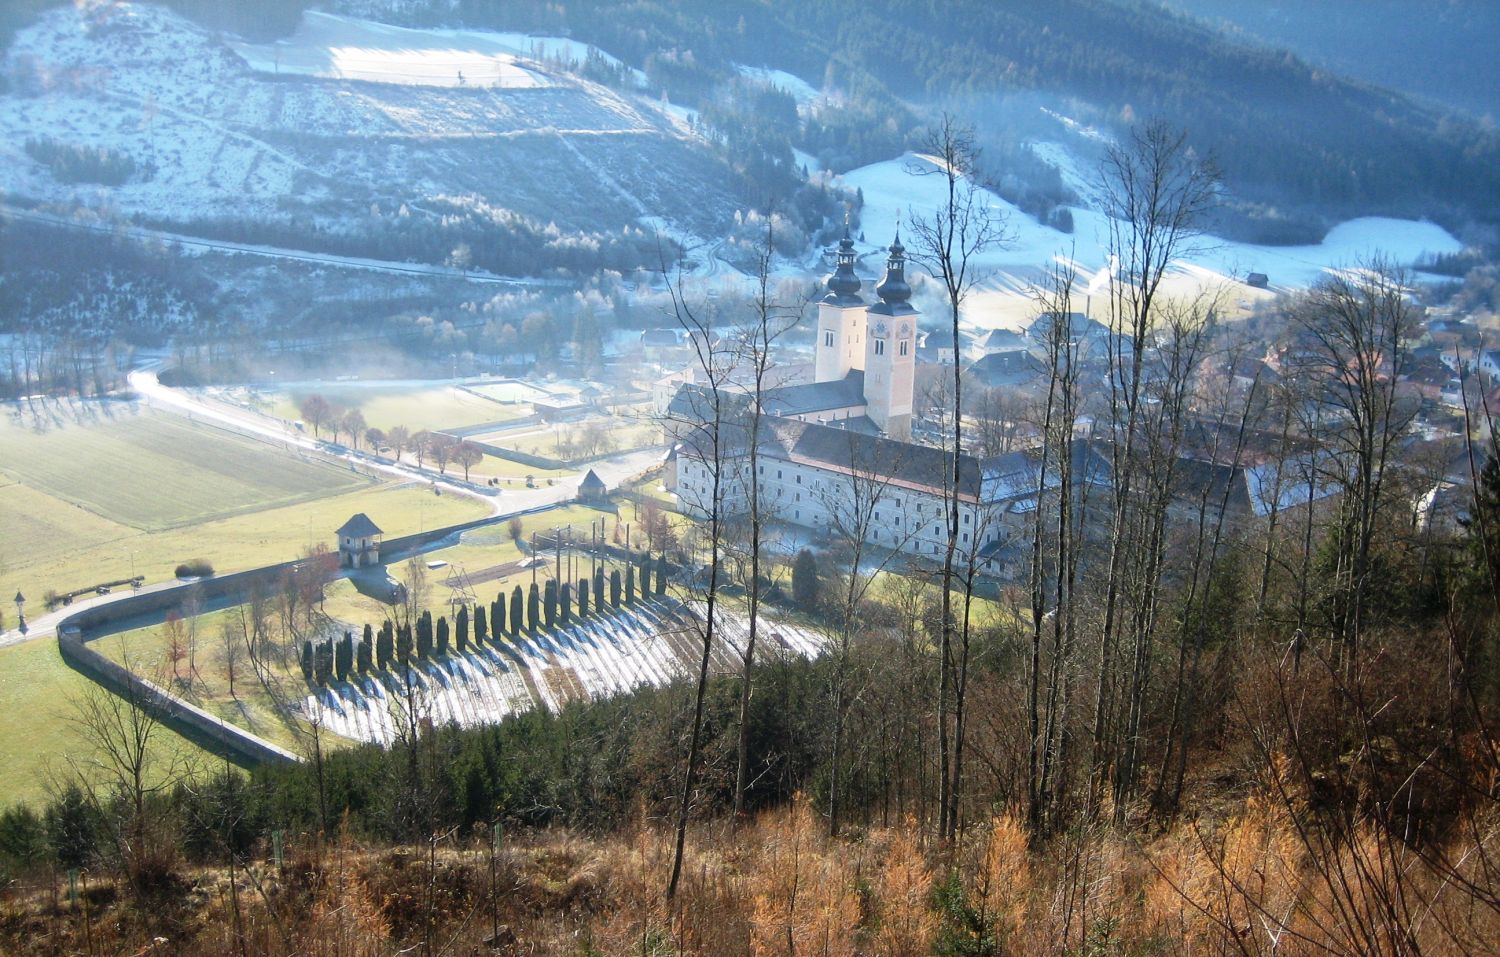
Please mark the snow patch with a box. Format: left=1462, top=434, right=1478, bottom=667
left=230, top=11, right=548, bottom=88
left=736, top=64, right=822, bottom=108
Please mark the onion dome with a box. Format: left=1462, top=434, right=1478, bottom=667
left=875, top=232, right=911, bottom=306
left=823, top=226, right=863, bottom=305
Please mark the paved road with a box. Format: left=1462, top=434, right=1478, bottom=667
left=0, top=370, right=665, bottom=648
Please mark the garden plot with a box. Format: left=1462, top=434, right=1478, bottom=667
left=301, top=603, right=827, bottom=744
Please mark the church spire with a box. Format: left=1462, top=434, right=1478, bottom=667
left=875, top=230, right=912, bottom=308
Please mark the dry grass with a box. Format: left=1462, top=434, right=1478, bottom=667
left=1, top=793, right=1495, bottom=957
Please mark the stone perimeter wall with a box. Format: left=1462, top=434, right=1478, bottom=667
left=50, top=505, right=576, bottom=770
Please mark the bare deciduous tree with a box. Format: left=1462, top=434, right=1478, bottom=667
left=906, top=112, right=1009, bottom=840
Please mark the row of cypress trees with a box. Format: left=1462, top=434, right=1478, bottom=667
left=301, top=553, right=671, bottom=685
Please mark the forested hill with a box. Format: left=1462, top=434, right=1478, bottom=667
left=1165, top=0, right=1500, bottom=120
left=5, top=0, right=1495, bottom=236
left=365, top=0, right=1500, bottom=235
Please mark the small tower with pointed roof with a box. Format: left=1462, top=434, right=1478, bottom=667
left=336, top=513, right=383, bottom=568
left=864, top=232, right=918, bottom=439
left=814, top=222, right=867, bottom=384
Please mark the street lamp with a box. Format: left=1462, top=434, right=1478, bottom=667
left=13, top=591, right=25, bottom=633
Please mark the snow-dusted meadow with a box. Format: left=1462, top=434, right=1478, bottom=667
left=230, top=12, right=647, bottom=90
left=230, top=13, right=550, bottom=89
left=302, top=602, right=826, bottom=745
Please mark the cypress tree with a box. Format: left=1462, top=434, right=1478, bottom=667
left=527, top=582, right=540, bottom=632
left=560, top=581, right=572, bottom=623
left=457, top=605, right=470, bottom=652
left=655, top=555, right=667, bottom=595
left=437, top=616, right=451, bottom=656
left=315, top=640, right=333, bottom=684
left=377, top=620, right=393, bottom=670
left=491, top=598, right=504, bottom=640
left=610, top=568, right=622, bottom=607
left=336, top=630, right=353, bottom=681
left=625, top=561, right=636, bottom=604
left=544, top=579, right=558, bottom=629
left=397, top=623, right=412, bottom=664
left=793, top=548, right=820, bottom=610
left=474, top=604, right=488, bottom=645
left=594, top=568, right=606, bottom=612
left=300, top=639, right=314, bottom=681
left=578, top=577, right=590, bottom=616
left=416, top=613, right=433, bottom=660
left=510, top=586, right=523, bottom=637
left=360, top=623, right=374, bottom=672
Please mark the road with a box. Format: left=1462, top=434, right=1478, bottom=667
left=0, top=204, right=562, bottom=287
left=0, top=369, right=665, bottom=648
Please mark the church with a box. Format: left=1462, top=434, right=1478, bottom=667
left=665, top=229, right=1055, bottom=579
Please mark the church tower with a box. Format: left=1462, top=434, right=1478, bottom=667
left=864, top=232, right=917, bottom=439
left=814, top=227, right=866, bottom=383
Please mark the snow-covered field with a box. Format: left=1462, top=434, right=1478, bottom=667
left=302, top=601, right=826, bottom=745
left=840, top=152, right=1464, bottom=329
left=231, top=12, right=549, bottom=88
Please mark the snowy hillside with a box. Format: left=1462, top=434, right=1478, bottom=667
left=840, top=151, right=1463, bottom=328
left=0, top=3, right=738, bottom=262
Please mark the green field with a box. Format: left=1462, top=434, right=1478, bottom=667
left=0, top=639, right=208, bottom=808
left=260, top=384, right=523, bottom=434
left=0, top=406, right=368, bottom=531
left=95, top=618, right=315, bottom=756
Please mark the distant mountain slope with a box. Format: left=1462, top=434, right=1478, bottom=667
left=1164, top=0, right=1500, bottom=119
left=0, top=3, right=744, bottom=275
left=408, top=0, right=1500, bottom=233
